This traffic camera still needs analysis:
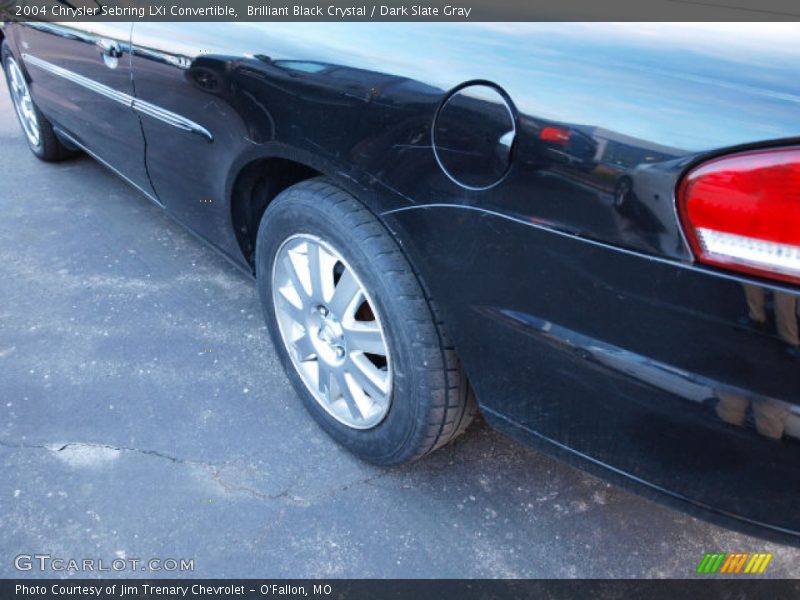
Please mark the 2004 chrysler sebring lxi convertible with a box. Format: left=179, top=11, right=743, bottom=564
left=2, top=21, right=799, bottom=542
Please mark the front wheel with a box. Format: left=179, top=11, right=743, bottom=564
left=255, top=178, right=476, bottom=465
left=2, top=41, right=74, bottom=162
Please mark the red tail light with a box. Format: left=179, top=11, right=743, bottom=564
left=540, top=126, right=571, bottom=145
left=678, top=148, right=800, bottom=285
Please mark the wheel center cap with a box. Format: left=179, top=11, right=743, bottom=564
left=319, top=321, right=343, bottom=346
left=311, top=307, right=345, bottom=361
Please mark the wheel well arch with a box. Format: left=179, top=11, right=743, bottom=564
left=227, top=144, right=392, bottom=272
left=229, top=156, right=321, bottom=270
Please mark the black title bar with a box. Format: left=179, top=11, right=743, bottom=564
left=2, top=0, right=800, bottom=21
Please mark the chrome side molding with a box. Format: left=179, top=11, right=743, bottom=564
left=21, top=53, right=213, bottom=142
left=22, top=53, right=129, bottom=105
left=131, top=99, right=212, bottom=139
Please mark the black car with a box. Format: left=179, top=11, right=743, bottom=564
left=2, top=21, right=799, bottom=543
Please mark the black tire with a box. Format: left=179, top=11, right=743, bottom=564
left=255, top=178, right=477, bottom=465
left=2, top=41, right=75, bottom=162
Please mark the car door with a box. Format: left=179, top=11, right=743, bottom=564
left=18, top=22, right=155, bottom=200
left=128, top=23, right=255, bottom=265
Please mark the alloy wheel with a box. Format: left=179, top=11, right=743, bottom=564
left=271, top=234, right=392, bottom=429
left=6, top=58, right=40, bottom=147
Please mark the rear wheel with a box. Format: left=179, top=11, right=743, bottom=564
left=2, top=41, right=74, bottom=162
left=255, top=178, right=476, bottom=465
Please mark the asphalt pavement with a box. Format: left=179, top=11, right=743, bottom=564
left=2, top=73, right=799, bottom=579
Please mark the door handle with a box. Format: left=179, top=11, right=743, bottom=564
left=96, top=39, right=123, bottom=59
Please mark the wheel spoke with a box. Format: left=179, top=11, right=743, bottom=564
left=8, top=64, right=20, bottom=92
left=275, top=290, right=305, bottom=324
left=334, top=371, right=368, bottom=421
left=348, top=354, right=389, bottom=403
left=283, top=254, right=309, bottom=300
left=318, top=360, right=333, bottom=397
left=344, top=321, right=386, bottom=355
left=351, top=386, right=374, bottom=421
left=306, top=241, right=326, bottom=301
left=292, top=334, right=316, bottom=362
left=329, top=267, right=361, bottom=318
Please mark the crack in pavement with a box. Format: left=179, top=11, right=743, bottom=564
left=0, top=438, right=296, bottom=503
left=0, top=438, right=401, bottom=506
left=1, top=438, right=196, bottom=465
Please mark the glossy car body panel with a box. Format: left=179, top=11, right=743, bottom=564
left=390, top=204, right=800, bottom=536
left=5, top=21, right=800, bottom=541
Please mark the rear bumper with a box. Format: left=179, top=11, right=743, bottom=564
left=388, top=204, right=800, bottom=542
